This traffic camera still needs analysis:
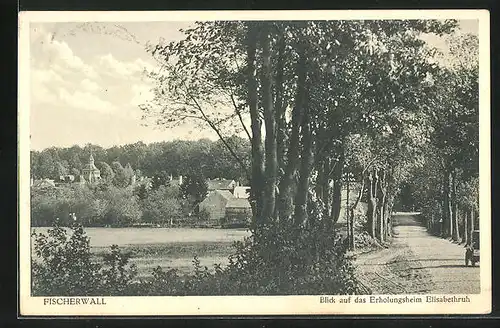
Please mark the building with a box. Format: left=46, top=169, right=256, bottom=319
left=207, top=178, right=237, bottom=192
left=58, top=175, right=75, bottom=183
left=224, top=197, right=252, bottom=227
left=81, top=153, right=101, bottom=183
left=198, top=190, right=234, bottom=223
left=32, top=178, right=56, bottom=189
left=169, top=175, right=183, bottom=186
left=198, top=184, right=253, bottom=227
left=233, top=186, right=250, bottom=199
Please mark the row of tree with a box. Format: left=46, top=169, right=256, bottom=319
left=402, top=33, right=479, bottom=244
left=31, top=137, right=250, bottom=183
left=31, top=174, right=209, bottom=227
left=142, top=20, right=478, bottom=248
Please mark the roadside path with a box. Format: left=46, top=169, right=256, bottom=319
left=355, top=214, right=480, bottom=294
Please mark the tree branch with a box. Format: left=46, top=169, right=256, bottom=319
left=188, top=93, right=251, bottom=179
left=230, top=94, right=252, bottom=142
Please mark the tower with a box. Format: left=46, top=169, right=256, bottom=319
left=82, top=150, right=101, bottom=183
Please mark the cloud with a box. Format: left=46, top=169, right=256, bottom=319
left=58, top=88, right=116, bottom=113
left=32, top=84, right=58, bottom=105
left=30, top=25, right=158, bottom=120
left=131, top=84, right=154, bottom=106
left=33, top=32, right=98, bottom=79
left=31, top=68, right=65, bottom=85
left=81, top=78, right=100, bottom=92
left=98, top=53, right=154, bottom=77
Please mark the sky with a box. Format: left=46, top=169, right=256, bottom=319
left=28, top=19, right=479, bottom=151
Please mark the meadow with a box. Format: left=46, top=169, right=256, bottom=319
left=31, top=227, right=252, bottom=278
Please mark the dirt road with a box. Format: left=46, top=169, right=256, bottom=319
left=355, top=214, right=480, bottom=294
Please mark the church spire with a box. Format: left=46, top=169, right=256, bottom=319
left=89, top=149, right=94, bottom=165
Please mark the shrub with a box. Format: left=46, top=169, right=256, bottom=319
left=31, top=222, right=137, bottom=296
left=141, top=220, right=362, bottom=296
left=98, top=186, right=143, bottom=227
left=32, top=217, right=363, bottom=296
left=141, top=184, right=183, bottom=225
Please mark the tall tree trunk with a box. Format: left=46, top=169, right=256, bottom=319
left=445, top=171, right=453, bottom=238
left=322, top=158, right=331, bottom=221
left=463, top=208, right=469, bottom=245
left=260, top=24, right=278, bottom=221
left=346, top=173, right=351, bottom=247
left=330, top=156, right=344, bottom=229
left=383, top=198, right=390, bottom=240
left=277, top=44, right=307, bottom=221
left=348, top=177, right=365, bottom=250
left=378, top=170, right=387, bottom=243
left=451, top=170, right=459, bottom=241
left=246, top=22, right=265, bottom=223
left=315, top=156, right=332, bottom=230
left=274, top=28, right=286, bottom=181
left=470, top=208, right=475, bottom=241
left=294, top=107, right=313, bottom=228
left=387, top=197, right=394, bottom=237
left=441, top=191, right=447, bottom=237
left=367, top=170, right=378, bottom=238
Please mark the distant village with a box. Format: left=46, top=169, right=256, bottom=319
left=31, top=153, right=253, bottom=227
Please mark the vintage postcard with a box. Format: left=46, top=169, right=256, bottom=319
left=18, top=10, right=491, bottom=316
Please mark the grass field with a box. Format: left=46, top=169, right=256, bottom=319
left=31, top=194, right=365, bottom=279
left=31, top=227, right=251, bottom=278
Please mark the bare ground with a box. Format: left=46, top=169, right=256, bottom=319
left=354, top=214, right=480, bottom=295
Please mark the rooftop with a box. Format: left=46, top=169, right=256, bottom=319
left=214, top=189, right=234, bottom=200
left=207, top=178, right=235, bottom=190
left=226, top=198, right=251, bottom=209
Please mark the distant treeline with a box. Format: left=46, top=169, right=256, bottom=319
left=31, top=182, right=205, bottom=227
left=31, top=136, right=250, bottom=182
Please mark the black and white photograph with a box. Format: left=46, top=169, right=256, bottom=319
left=18, top=10, right=491, bottom=315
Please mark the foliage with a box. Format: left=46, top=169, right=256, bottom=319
left=96, top=161, right=114, bottom=184
left=111, top=161, right=131, bottom=187
left=32, top=220, right=362, bottom=296
left=31, top=222, right=137, bottom=296
left=30, top=20, right=479, bottom=296
left=31, top=138, right=251, bottom=183
left=141, top=184, right=183, bottom=224
left=98, top=186, right=142, bottom=227
left=31, top=185, right=105, bottom=227
left=180, top=174, right=208, bottom=213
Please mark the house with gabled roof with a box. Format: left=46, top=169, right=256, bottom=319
left=198, top=184, right=253, bottom=226
left=198, top=189, right=234, bottom=223
left=32, top=178, right=56, bottom=189
left=224, top=197, right=252, bottom=227
left=207, top=178, right=237, bottom=192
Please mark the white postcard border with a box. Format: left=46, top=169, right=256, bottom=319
left=18, top=9, right=491, bottom=316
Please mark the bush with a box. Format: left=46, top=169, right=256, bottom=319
left=32, top=218, right=363, bottom=296
left=31, top=222, right=137, bottom=296
left=31, top=185, right=104, bottom=227
left=30, top=184, right=142, bottom=227
left=141, top=184, right=183, bottom=225
left=137, top=220, right=362, bottom=296
left=98, top=186, right=143, bottom=227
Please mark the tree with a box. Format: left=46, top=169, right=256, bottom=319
left=96, top=161, right=114, bottom=184
left=53, top=161, right=69, bottom=178
left=142, top=185, right=183, bottom=225
left=70, top=168, right=80, bottom=177
left=403, top=32, right=479, bottom=241
left=100, top=186, right=142, bottom=226
left=37, top=151, right=55, bottom=178
left=143, top=20, right=457, bottom=234
left=124, top=163, right=135, bottom=185
left=110, top=161, right=130, bottom=188
left=180, top=174, right=208, bottom=214
left=151, top=171, right=171, bottom=190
